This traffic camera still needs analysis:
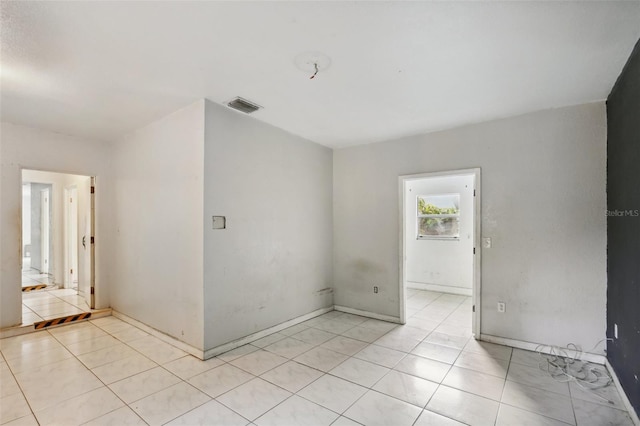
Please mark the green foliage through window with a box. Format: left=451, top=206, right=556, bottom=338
left=417, top=194, right=460, bottom=239
left=418, top=199, right=459, bottom=215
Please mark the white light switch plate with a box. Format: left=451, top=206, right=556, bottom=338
left=212, top=216, right=226, bottom=229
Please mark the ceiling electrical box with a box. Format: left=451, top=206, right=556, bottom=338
left=212, top=216, right=226, bottom=229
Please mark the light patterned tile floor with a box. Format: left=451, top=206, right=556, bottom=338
left=20, top=266, right=92, bottom=326
left=0, top=290, right=634, bottom=425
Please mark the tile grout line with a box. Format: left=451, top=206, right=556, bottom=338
left=408, top=291, right=479, bottom=426
left=494, top=341, right=516, bottom=426
left=1, top=350, right=41, bottom=425
left=412, top=296, right=472, bottom=426
left=48, top=325, right=146, bottom=426
left=7, top=290, right=630, bottom=425
left=47, top=320, right=167, bottom=425
left=74, top=318, right=226, bottom=425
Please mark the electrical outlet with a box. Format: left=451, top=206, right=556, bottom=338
left=482, top=237, right=492, bottom=248
left=614, top=323, right=618, bottom=339
left=373, top=286, right=379, bottom=294
left=497, top=302, right=506, bottom=313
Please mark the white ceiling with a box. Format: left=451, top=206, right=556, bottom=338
left=1, top=1, right=639, bottom=148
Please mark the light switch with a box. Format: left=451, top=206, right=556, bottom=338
left=212, top=216, right=226, bottom=229
left=482, top=237, right=492, bottom=248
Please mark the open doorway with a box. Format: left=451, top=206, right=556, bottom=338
left=21, top=182, right=54, bottom=290
left=399, top=168, right=481, bottom=339
left=20, top=169, right=96, bottom=326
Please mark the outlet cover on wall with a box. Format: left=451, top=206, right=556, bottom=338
left=482, top=237, right=492, bottom=248
left=497, top=302, right=506, bottom=313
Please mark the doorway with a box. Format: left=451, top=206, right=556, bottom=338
left=20, top=169, right=96, bottom=326
left=399, top=168, right=481, bottom=338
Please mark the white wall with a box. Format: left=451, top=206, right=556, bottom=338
left=110, top=101, right=205, bottom=350
left=0, top=122, right=112, bottom=328
left=334, top=102, right=607, bottom=351
left=405, top=174, right=474, bottom=294
left=21, top=184, right=30, bottom=247
left=203, top=100, right=333, bottom=351
left=22, top=170, right=89, bottom=286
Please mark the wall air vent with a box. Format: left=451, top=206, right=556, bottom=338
left=227, top=97, right=261, bottom=114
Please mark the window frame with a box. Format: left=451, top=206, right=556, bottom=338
left=416, top=193, right=461, bottom=240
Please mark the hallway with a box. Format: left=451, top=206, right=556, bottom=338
left=19, top=263, right=91, bottom=327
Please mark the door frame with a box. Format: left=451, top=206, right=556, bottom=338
left=89, top=176, right=96, bottom=309
left=18, top=167, right=97, bottom=313
left=64, top=185, right=78, bottom=289
left=40, top=188, right=50, bottom=275
left=399, top=168, right=481, bottom=338
left=75, top=175, right=95, bottom=309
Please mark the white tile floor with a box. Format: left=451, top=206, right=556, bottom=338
left=0, top=290, right=634, bottom=426
left=21, top=288, right=92, bottom=325
left=20, top=265, right=93, bottom=326
left=21, top=264, right=55, bottom=288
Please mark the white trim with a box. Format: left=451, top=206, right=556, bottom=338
left=0, top=326, right=48, bottom=340
left=399, top=168, right=481, bottom=336
left=203, top=306, right=333, bottom=359
left=114, top=306, right=336, bottom=360
left=472, top=170, right=481, bottom=338
left=407, top=283, right=472, bottom=296
left=398, top=177, right=407, bottom=324
left=605, top=359, right=640, bottom=425
left=112, top=310, right=206, bottom=359
left=18, top=167, right=101, bottom=317
left=334, top=305, right=403, bottom=324
left=480, top=334, right=607, bottom=365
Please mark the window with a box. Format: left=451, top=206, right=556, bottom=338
left=417, top=194, right=460, bottom=239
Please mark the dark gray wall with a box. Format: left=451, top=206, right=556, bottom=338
left=607, top=38, right=640, bottom=417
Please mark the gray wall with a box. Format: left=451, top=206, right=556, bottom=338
left=334, top=102, right=607, bottom=350
left=203, top=100, right=334, bottom=351
left=110, top=101, right=205, bottom=350
left=28, top=183, right=42, bottom=271
left=28, top=183, right=53, bottom=273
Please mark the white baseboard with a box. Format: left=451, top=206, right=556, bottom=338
left=480, top=334, right=607, bottom=365
left=407, top=283, right=472, bottom=296
left=203, top=306, right=334, bottom=359
left=605, top=359, right=640, bottom=425
left=0, top=326, right=44, bottom=339
left=112, top=311, right=205, bottom=359
left=333, top=305, right=403, bottom=324
left=111, top=306, right=337, bottom=361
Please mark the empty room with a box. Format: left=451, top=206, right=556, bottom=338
left=1, top=1, right=639, bottom=425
